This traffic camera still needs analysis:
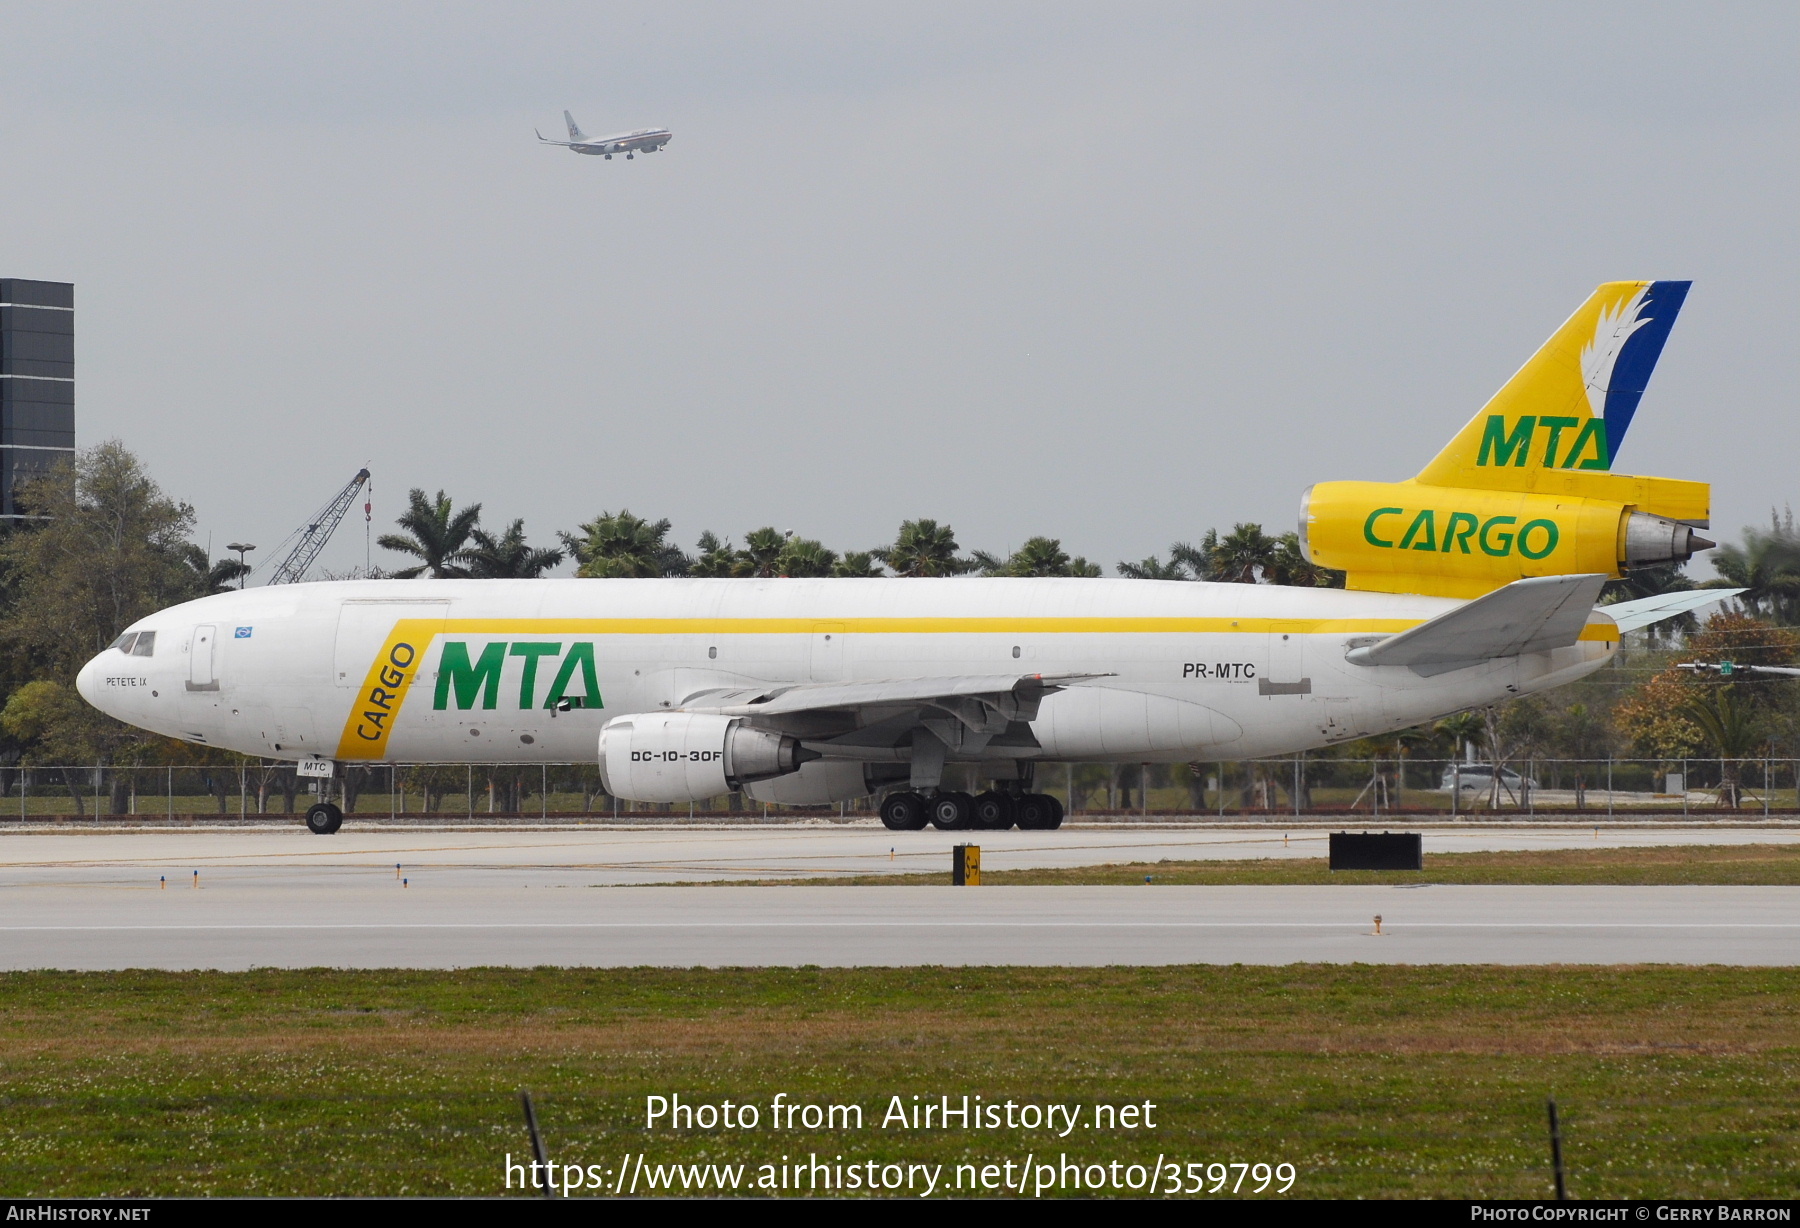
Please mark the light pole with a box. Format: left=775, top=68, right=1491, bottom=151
left=226, top=542, right=256, bottom=589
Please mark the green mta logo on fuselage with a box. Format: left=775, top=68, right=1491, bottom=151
left=434, top=642, right=604, bottom=711
left=1476, top=415, right=1609, bottom=469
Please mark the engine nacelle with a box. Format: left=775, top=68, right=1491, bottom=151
left=1301, top=480, right=1713, bottom=599
left=743, top=760, right=903, bottom=807
left=598, top=712, right=812, bottom=803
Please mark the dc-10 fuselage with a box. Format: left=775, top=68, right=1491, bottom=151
left=76, top=576, right=1614, bottom=770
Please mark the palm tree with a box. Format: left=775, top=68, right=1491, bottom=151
left=776, top=536, right=838, bottom=577
left=976, top=537, right=1100, bottom=577
left=561, top=510, right=686, bottom=578
left=1434, top=711, right=1487, bottom=762
left=831, top=551, right=884, bottom=577
left=1266, top=531, right=1345, bottom=587
left=465, top=519, right=564, bottom=579
left=182, top=545, right=251, bottom=594
left=1211, top=523, right=1278, bottom=584
left=377, top=489, right=482, bottom=578
left=1117, top=554, right=1190, bottom=579
left=1705, top=508, right=1800, bottom=624
left=875, top=519, right=974, bottom=577
left=1676, top=685, right=1766, bottom=808
left=689, top=531, right=738, bottom=578
left=1170, top=531, right=1220, bottom=581
left=734, top=527, right=788, bottom=578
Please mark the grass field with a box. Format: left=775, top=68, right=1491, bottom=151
left=1, top=965, right=1796, bottom=1199
left=732, top=843, right=1800, bottom=887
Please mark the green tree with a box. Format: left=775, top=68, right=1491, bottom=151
left=875, top=519, right=975, bottom=577
left=1117, top=554, right=1190, bottom=580
left=1170, top=532, right=1220, bottom=581
left=1434, top=710, right=1487, bottom=760
left=377, top=489, right=481, bottom=578
left=1676, top=686, right=1766, bottom=807
left=830, top=551, right=884, bottom=578
left=734, top=527, right=788, bottom=578
left=1705, top=508, right=1800, bottom=625
left=562, top=510, right=688, bottom=577
left=182, top=547, right=251, bottom=594
left=974, top=537, right=1101, bottom=577
left=1267, top=532, right=1345, bottom=587
left=1210, top=523, right=1278, bottom=584
left=1, top=680, right=120, bottom=814
left=1, top=442, right=202, bottom=685
left=465, top=519, right=563, bottom=579
left=776, top=536, right=838, bottom=578
left=690, top=532, right=738, bottom=578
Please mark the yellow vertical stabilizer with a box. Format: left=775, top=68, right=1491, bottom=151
left=1301, top=281, right=1711, bottom=598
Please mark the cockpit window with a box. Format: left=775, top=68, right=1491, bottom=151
left=129, top=631, right=156, bottom=657
left=112, top=633, right=137, bottom=653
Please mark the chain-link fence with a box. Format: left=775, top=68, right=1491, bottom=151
left=1, top=758, right=1796, bottom=821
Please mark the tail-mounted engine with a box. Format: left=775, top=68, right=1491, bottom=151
left=1300, top=480, right=1713, bottom=599
left=598, top=712, right=816, bottom=803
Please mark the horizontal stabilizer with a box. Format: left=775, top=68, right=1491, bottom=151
left=1347, top=574, right=1608, bottom=673
left=1602, top=587, right=1743, bottom=634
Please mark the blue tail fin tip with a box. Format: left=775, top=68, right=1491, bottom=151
left=1604, top=280, right=1690, bottom=461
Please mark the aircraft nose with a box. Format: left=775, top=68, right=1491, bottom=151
left=75, top=652, right=104, bottom=709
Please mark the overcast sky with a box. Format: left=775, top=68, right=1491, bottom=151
left=1, top=1, right=1794, bottom=579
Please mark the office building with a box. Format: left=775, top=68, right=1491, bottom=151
left=0, top=278, right=74, bottom=519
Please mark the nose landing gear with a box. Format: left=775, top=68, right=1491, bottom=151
left=304, top=802, right=343, bottom=835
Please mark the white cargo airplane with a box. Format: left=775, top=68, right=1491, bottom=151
left=77, top=282, right=1734, bottom=836
left=535, top=111, right=671, bottom=159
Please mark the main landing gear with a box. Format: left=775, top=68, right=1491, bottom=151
left=879, top=790, right=1063, bottom=832
left=305, top=802, right=343, bottom=835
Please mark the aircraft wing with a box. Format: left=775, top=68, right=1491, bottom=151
left=535, top=129, right=576, bottom=146
left=1602, top=587, right=1743, bottom=633
left=1346, top=574, right=1609, bottom=675
left=676, top=672, right=1112, bottom=753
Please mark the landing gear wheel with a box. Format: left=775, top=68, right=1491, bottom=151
left=1014, top=794, right=1051, bottom=830
left=879, top=792, right=929, bottom=831
left=973, top=791, right=1015, bottom=830
left=1040, top=793, right=1065, bottom=830
left=304, top=802, right=343, bottom=835
left=927, top=791, right=975, bottom=831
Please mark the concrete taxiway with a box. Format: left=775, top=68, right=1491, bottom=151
left=0, top=883, right=1793, bottom=969
left=2, top=821, right=1796, bottom=888
left=0, top=823, right=1795, bottom=969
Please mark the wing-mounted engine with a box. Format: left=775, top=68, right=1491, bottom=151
left=598, top=712, right=817, bottom=803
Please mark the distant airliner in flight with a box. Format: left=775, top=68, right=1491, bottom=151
left=536, top=111, right=671, bottom=159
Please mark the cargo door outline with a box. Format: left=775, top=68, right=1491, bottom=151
left=186, top=625, right=218, bottom=692
left=1260, top=622, right=1311, bottom=696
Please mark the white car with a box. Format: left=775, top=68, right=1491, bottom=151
left=1440, top=764, right=1537, bottom=792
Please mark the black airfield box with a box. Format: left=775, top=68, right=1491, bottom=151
left=0, top=278, right=75, bottom=520
left=1329, top=831, right=1424, bottom=871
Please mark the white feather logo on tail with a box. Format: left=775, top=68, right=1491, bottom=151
left=1581, top=285, right=1653, bottom=418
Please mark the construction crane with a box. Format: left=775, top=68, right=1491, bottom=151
left=266, top=469, right=371, bottom=585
